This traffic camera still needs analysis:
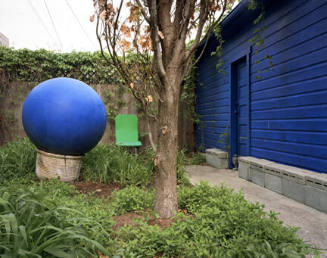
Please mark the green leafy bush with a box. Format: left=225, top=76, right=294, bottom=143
left=81, top=144, right=154, bottom=186
left=115, top=182, right=313, bottom=257
left=0, top=138, right=36, bottom=184
left=0, top=186, right=109, bottom=257
left=109, top=186, right=154, bottom=215
left=0, top=139, right=316, bottom=257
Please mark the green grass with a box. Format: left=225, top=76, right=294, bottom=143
left=81, top=144, right=154, bottom=186
left=0, top=138, right=36, bottom=184
left=0, top=182, right=110, bottom=257
left=0, top=138, right=319, bottom=257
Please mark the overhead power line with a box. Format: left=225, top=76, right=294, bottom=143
left=64, top=0, right=96, bottom=48
left=43, top=0, right=63, bottom=49
left=27, top=0, right=57, bottom=45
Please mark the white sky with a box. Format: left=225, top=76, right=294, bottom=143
left=0, top=1, right=238, bottom=53
left=0, top=0, right=100, bottom=52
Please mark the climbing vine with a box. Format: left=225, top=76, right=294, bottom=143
left=0, top=47, right=131, bottom=143
left=0, top=47, right=123, bottom=87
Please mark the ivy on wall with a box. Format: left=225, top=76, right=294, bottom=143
left=0, top=47, right=122, bottom=85
left=0, top=48, right=131, bottom=144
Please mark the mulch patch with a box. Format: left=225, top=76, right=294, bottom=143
left=70, top=181, right=121, bottom=198
left=113, top=212, right=145, bottom=230
left=147, top=218, right=174, bottom=229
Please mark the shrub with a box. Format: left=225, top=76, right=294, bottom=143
left=0, top=138, right=36, bottom=184
left=81, top=144, right=154, bottom=186
left=0, top=186, right=109, bottom=257
left=109, top=186, right=154, bottom=215
left=115, top=182, right=314, bottom=257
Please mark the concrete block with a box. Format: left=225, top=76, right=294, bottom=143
left=205, top=149, right=228, bottom=169
left=238, top=162, right=249, bottom=180
left=282, top=178, right=305, bottom=204
left=251, top=167, right=265, bottom=187
left=206, top=148, right=228, bottom=158
left=267, top=163, right=306, bottom=184
left=237, top=156, right=327, bottom=213
left=265, top=173, right=282, bottom=194
left=305, top=173, right=327, bottom=191
left=264, top=162, right=282, bottom=177
left=238, top=156, right=256, bottom=164
left=304, top=186, right=327, bottom=213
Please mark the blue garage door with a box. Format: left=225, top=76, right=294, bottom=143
left=231, top=57, right=249, bottom=167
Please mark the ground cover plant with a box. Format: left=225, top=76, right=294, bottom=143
left=0, top=138, right=319, bottom=257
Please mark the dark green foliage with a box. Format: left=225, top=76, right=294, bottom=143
left=116, top=182, right=313, bottom=257
left=109, top=186, right=154, bottom=215
left=0, top=185, right=109, bottom=257
left=0, top=139, right=317, bottom=257
left=0, top=138, right=36, bottom=184
left=81, top=144, right=154, bottom=186
left=0, top=47, right=120, bottom=85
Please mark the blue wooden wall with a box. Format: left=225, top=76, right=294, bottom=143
left=195, top=0, right=327, bottom=173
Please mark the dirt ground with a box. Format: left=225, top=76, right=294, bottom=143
left=70, top=181, right=121, bottom=198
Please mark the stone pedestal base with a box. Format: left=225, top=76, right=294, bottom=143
left=36, top=149, right=81, bottom=182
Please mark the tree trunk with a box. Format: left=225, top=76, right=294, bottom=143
left=154, top=69, right=182, bottom=218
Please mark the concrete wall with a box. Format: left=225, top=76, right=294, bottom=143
left=0, top=81, right=195, bottom=150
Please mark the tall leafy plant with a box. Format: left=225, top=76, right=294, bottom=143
left=0, top=187, right=109, bottom=257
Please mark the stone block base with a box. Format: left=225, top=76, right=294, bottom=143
left=238, top=156, right=327, bottom=213
left=205, top=148, right=228, bottom=169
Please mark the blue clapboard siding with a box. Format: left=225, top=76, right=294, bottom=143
left=196, top=0, right=327, bottom=173
left=196, top=35, right=230, bottom=150
left=250, top=0, right=327, bottom=173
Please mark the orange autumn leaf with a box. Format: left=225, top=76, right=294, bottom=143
left=107, top=3, right=114, bottom=13
left=121, top=24, right=131, bottom=38
left=145, top=25, right=151, bottom=34
left=89, top=14, right=95, bottom=22
left=119, top=39, right=131, bottom=51
left=99, top=10, right=106, bottom=20
left=139, top=35, right=152, bottom=50
left=128, top=5, right=140, bottom=22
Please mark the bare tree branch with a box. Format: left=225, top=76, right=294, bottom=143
left=149, top=0, right=166, bottom=78
left=135, top=0, right=150, bottom=23
left=185, top=0, right=228, bottom=63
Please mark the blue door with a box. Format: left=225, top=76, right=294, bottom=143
left=230, top=57, right=249, bottom=167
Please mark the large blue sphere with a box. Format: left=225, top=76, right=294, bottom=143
left=22, top=77, right=107, bottom=155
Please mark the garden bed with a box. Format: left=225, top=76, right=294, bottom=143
left=0, top=138, right=320, bottom=257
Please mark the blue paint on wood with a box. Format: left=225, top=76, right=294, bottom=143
left=230, top=57, right=249, bottom=167
left=195, top=0, right=327, bottom=173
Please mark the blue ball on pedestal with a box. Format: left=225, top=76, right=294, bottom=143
left=22, top=77, right=107, bottom=156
